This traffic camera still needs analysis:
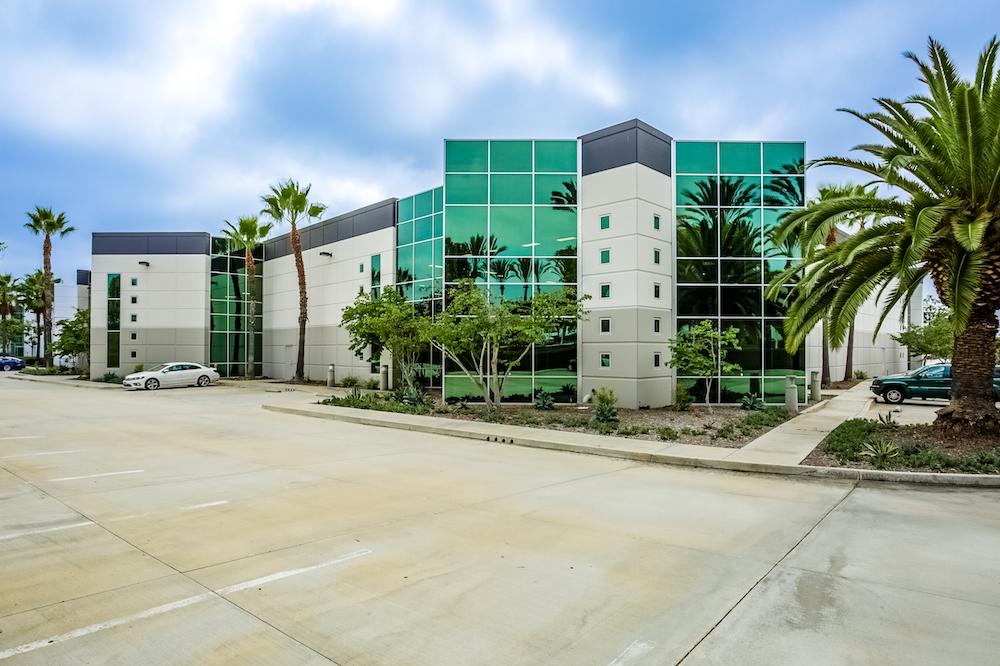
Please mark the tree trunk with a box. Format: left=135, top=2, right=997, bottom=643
left=290, top=222, right=307, bottom=381
left=935, top=307, right=1000, bottom=431
left=43, top=235, right=53, bottom=368
left=843, top=322, right=855, bottom=382
left=821, top=322, right=831, bottom=388
left=35, top=312, right=42, bottom=363
left=246, top=249, right=256, bottom=380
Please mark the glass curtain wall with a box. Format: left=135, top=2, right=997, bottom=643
left=209, top=237, right=263, bottom=377
left=442, top=139, right=578, bottom=403
left=395, top=187, right=444, bottom=387
left=675, top=141, right=806, bottom=402
left=107, top=273, right=120, bottom=368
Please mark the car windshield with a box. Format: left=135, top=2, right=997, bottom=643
left=147, top=364, right=170, bottom=372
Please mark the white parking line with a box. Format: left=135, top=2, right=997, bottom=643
left=1, top=449, right=82, bottom=459
left=0, top=436, right=42, bottom=441
left=49, top=470, right=144, bottom=482
left=107, top=500, right=229, bottom=523
left=0, top=521, right=96, bottom=541
left=0, top=548, right=373, bottom=660
left=181, top=500, right=229, bottom=511
left=608, top=640, right=655, bottom=665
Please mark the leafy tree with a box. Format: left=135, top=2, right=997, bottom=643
left=0, top=274, right=18, bottom=323
left=767, top=38, right=1000, bottom=432
left=0, top=318, right=26, bottom=356
left=17, top=270, right=47, bottom=363
left=429, top=280, right=588, bottom=408
left=24, top=207, right=75, bottom=368
left=341, top=289, right=430, bottom=394
left=667, top=319, right=742, bottom=412
left=52, top=308, right=90, bottom=369
left=221, top=216, right=272, bottom=378
left=893, top=308, right=954, bottom=363
left=260, top=180, right=326, bottom=381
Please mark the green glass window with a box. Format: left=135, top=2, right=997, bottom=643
left=490, top=206, right=532, bottom=256
left=396, top=245, right=413, bottom=283
left=600, top=283, right=610, bottom=298
left=534, top=140, right=576, bottom=172
left=600, top=249, right=610, bottom=264
left=534, top=206, right=576, bottom=256
left=396, top=220, right=413, bottom=246
left=722, top=320, right=762, bottom=374
left=536, top=257, right=576, bottom=284
left=600, top=353, right=611, bottom=368
left=433, top=212, right=444, bottom=238
left=676, top=175, right=718, bottom=206
left=490, top=174, right=532, bottom=204
left=107, top=301, right=120, bottom=330
left=130, top=277, right=138, bottom=287
left=721, top=286, right=762, bottom=316
left=653, top=248, right=661, bottom=264
left=765, top=286, right=793, bottom=317
left=600, top=214, right=610, bottom=230
left=600, top=318, right=611, bottom=333
left=763, top=176, right=805, bottom=207
left=677, top=259, right=717, bottom=283
left=108, top=274, right=121, bottom=299
left=763, top=209, right=801, bottom=257
left=653, top=214, right=661, bottom=230
left=445, top=140, right=488, bottom=172
left=413, top=241, right=433, bottom=281
left=763, top=142, right=805, bottom=174
left=720, top=208, right=762, bottom=257
left=433, top=187, right=444, bottom=213
left=445, top=174, right=488, bottom=204
left=414, top=215, right=434, bottom=242
left=398, top=196, right=414, bottom=223
left=677, top=287, right=718, bottom=316
left=371, top=254, right=381, bottom=285
left=721, top=260, right=762, bottom=284
left=676, top=141, right=717, bottom=173
left=490, top=140, right=532, bottom=172
left=445, top=206, right=487, bottom=253
left=445, top=257, right=488, bottom=282
left=676, top=207, right=718, bottom=257
left=130, top=313, right=137, bottom=322
left=765, top=259, right=801, bottom=283
left=414, top=190, right=433, bottom=218
left=765, top=319, right=805, bottom=375
left=720, top=176, right=761, bottom=206
left=720, top=142, right=761, bottom=174
left=535, top=174, right=576, bottom=206
left=107, top=332, right=120, bottom=368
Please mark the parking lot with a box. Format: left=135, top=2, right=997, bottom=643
left=1, top=375, right=999, bottom=664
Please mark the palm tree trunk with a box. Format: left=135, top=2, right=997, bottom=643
left=843, top=322, right=855, bottom=382
left=290, top=222, right=308, bottom=381
left=821, top=322, right=831, bottom=388
left=246, top=249, right=256, bottom=380
left=35, top=312, right=42, bottom=364
left=43, top=235, right=53, bottom=368
left=935, top=307, right=1000, bottom=431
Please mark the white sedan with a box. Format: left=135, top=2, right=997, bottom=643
left=123, top=362, right=220, bottom=390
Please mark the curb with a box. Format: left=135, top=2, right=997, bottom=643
left=6, top=373, right=119, bottom=390
left=262, top=403, right=1000, bottom=488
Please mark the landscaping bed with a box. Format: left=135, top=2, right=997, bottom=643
left=807, top=418, right=1000, bottom=473
left=319, top=391, right=792, bottom=448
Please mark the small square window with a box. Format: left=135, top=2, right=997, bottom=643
left=653, top=249, right=661, bottom=264
left=653, top=283, right=661, bottom=298
left=130, top=332, right=137, bottom=340
left=130, top=296, right=137, bottom=304
left=130, top=278, right=138, bottom=286
left=600, top=318, right=611, bottom=333
left=359, top=263, right=364, bottom=273
left=600, top=214, right=610, bottom=230
left=600, top=249, right=611, bottom=264
left=653, top=318, right=661, bottom=333
left=653, top=352, right=661, bottom=367
left=653, top=214, right=661, bottom=230
left=130, top=350, right=137, bottom=359
left=600, top=283, right=611, bottom=298
left=130, top=313, right=137, bottom=322
left=600, top=353, right=611, bottom=368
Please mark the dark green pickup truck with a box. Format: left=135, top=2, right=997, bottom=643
left=871, top=364, right=1000, bottom=404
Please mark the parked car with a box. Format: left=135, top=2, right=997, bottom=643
left=0, top=356, right=26, bottom=371
left=123, top=362, right=220, bottom=390
left=870, top=363, right=1000, bottom=404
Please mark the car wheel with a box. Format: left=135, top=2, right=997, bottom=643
left=196, top=375, right=211, bottom=387
left=145, top=378, right=160, bottom=391
left=2, top=364, right=10, bottom=371
left=883, top=387, right=905, bottom=404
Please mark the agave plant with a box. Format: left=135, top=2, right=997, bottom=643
left=768, top=37, right=1000, bottom=432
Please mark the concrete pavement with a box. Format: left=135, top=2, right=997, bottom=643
left=1, top=375, right=999, bottom=664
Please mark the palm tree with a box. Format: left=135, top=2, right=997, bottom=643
left=221, top=216, right=272, bottom=379
left=17, top=271, right=47, bottom=363
left=768, top=37, right=1000, bottom=432
left=550, top=181, right=577, bottom=211
left=24, top=207, right=74, bottom=368
left=511, top=257, right=535, bottom=300
left=0, top=274, right=18, bottom=323
left=260, top=180, right=326, bottom=381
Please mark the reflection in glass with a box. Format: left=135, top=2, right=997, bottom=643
left=722, top=320, right=762, bottom=374
left=720, top=208, right=762, bottom=257
left=534, top=206, right=576, bottom=256
left=677, top=287, right=718, bottom=316
left=445, top=140, right=488, bottom=172
left=490, top=174, right=532, bottom=204
left=720, top=176, right=761, bottom=206
left=720, top=142, right=761, bottom=174
left=676, top=175, right=718, bottom=206
left=721, top=260, right=762, bottom=284
left=763, top=143, right=805, bottom=174
left=763, top=176, right=805, bottom=207
left=677, top=259, right=717, bottom=283
left=445, top=174, right=488, bottom=204
left=721, top=286, right=762, bottom=316
left=676, top=141, right=717, bottom=174
left=677, top=207, right=718, bottom=257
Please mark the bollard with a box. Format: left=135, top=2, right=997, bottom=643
left=327, top=363, right=335, bottom=388
left=785, top=375, right=799, bottom=415
left=810, top=370, right=821, bottom=402
left=380, top=364, right=389, bottom=391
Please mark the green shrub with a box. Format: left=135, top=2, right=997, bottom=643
left=860, top=437, right=901, bottom=469
left=133, top=364, right=144, bottom=373
left=96, top=372, right=123, bottom=383
left=854, top=370, right=870, bottom=380
left=740, top=393, right=765, bottom=411
left=363, top=378, right=380, bottom=390
left=823, top=419, right=880, bottom=462
left=680, top=426, right=700, bottom=437
left=591, top=387, right=619, bottom=428
left=658, top=426, right=679, bottom=441
left=616, top=425, right=649, bottom=437
left=340, top=374, right=360, bottom=388
left=533, top=389, right=555, bottom=411
left=672, top=385, right=693, bottom=411
left=481, top=409, right=507, bottom=423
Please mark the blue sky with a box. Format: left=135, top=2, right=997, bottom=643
left=1, top=0, right=998, bottom=282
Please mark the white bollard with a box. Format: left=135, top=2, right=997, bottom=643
left=785, top=375, right=799, bottom=415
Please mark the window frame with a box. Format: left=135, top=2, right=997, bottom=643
left=599, top=283, right=611, bottom=299
left=600, top=248, right=611, bottom=264
left=599, top=318, right=611, bottom=334
left=599, top=214, right=611, bottom=230
left=599, top=352, right=611, bottom=368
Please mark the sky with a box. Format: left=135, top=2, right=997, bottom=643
left=1, top=0, right=998, bottom=283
